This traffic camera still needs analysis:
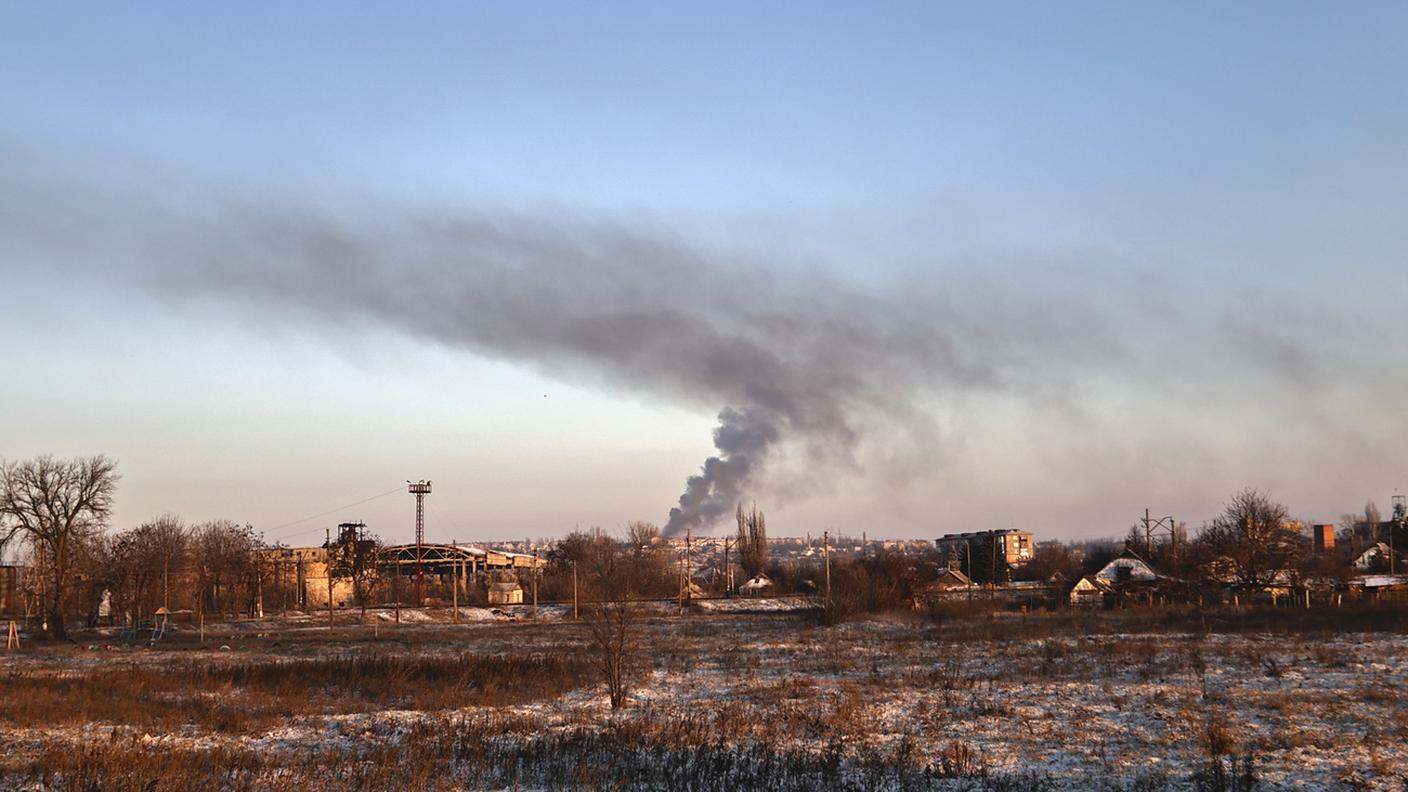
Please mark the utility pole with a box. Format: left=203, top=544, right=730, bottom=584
left=1391, top=495, right=1406, bottom=576
left=990, top=530, right=997, bottom=596
left=407, top=480, right=432, bottom=603
left=823, top=530, right=831, bottom=605
left=723, top=538, right=733, bottom=596
left=393, top=563, right=401, bottom=624
left=1140, top=509, right=1177, bottom=557
left=326, top=527, right=334, bottom=629
left=965, top=541, right=973, bottom=603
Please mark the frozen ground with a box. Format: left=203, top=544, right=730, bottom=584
left=2, top=610, right=1405, bottom=789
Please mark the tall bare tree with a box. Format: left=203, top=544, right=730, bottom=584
left=0, top=455, right=119, bottom=638
left=735, top=503, right=768, bottom=580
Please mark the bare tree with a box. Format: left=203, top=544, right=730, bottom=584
left=550, top=528, right=616, bottom=571
left=70, top=533, right=115, bottom=628
left=1198, top=488, right=1302, bottom=591
left=0, top=455, right=119, bottom=638
left=624, top=521, right=674, bottom=597
left=191, top=521, right=262, bottom=619
left=1339, top=501, right=1384, bottom=554
left=0, top=510, right=15, bottom=560
left=625, top=520, right=660, bottom=551
left=735, top=503, right=768, bottom=580
left=326, top=522, right=380, bottom=620
left=1014, top=541, right=1082, bottom=583
left=579, top=541, right=648, bottom=710
left=585, top=595, right=636, bottom=710
left=544, top=528, right=615, bottom=601
left=1365, top=501, right=1384, bottom=538
left=109, top=515, right=190, bottom=620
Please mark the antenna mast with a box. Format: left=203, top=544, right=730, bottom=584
left=408, top=480, right=432, bottom=602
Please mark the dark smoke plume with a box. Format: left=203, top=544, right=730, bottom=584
left=4, top=164, right=1049, bottom=534
left=7, top=151, right=1381, bottom=535
left=665, top=406, right=780, bottom=535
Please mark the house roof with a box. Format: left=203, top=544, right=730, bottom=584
left=1354, top=542, right=1403, bottom=564
left=1070, top=575, right=1114, bottom=594
left=925, top=568, right=973, bottom=589
left=1093, top=548, right=1160, bottom=583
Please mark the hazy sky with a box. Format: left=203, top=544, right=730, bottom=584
left=2, top=2, right=1406, bottom=547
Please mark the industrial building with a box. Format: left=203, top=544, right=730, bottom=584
left=255, top=541, right=548, bottom=610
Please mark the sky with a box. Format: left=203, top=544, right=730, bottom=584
left=2, top=2, right=1407, bottom=547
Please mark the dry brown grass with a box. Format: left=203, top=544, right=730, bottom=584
left=0, top=650, right=591, bottom=733
left=8, top=606, right=1408, bottom=790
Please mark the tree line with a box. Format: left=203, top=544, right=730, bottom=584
left=5, top=454, right=1399, bottom=639
left=0, top=455, right=776, bottom=638
left=0, top=455, right=271, bottom=638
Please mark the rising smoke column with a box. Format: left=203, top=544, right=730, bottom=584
left=664, top=406, right=780, bottom=536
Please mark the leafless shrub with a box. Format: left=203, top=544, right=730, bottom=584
left=1191, top=753, right=1259, bottom=792
left=1261, top=656, right=1284, bottom=679
left=935, top=739, right=987, bottom=778
left=1188, top=648, right=1208, bottom=681
left=1309, top=642, right=1348, bottom=668
left=1127, top=766, right=1173, bottom=791
left=930, top=655, right=974, bottom=690
left=583, top=596, right=641, bottom=710
left=1202, top=713, right=1237, bottom=758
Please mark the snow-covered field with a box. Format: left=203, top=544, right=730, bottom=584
left=2, top=609, right=1405, bottom=790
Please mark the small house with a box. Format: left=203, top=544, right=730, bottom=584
left=1093, top=548, right=1159, bottom=584
left=1069, top=575, right=1113, bottom=606
left=739, top=574, right=773, bottom=596
left=487, top=570, right=523, bottom=605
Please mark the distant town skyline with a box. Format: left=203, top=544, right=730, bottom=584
left=3, top=3, right=1407, bottom=546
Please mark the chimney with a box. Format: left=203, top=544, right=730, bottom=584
left=1313, top=524, right=1335, bottom=552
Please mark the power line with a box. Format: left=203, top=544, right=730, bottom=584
left=266, top=485, right=406, bottom=540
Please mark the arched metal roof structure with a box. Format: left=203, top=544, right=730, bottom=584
left=380, top=543, right=546, bottom=574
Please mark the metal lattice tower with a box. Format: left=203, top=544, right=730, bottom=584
left=408, top=480, right=432, bottom=602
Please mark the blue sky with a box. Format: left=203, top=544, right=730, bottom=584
left=2, top=2, right=1406, bottom=545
